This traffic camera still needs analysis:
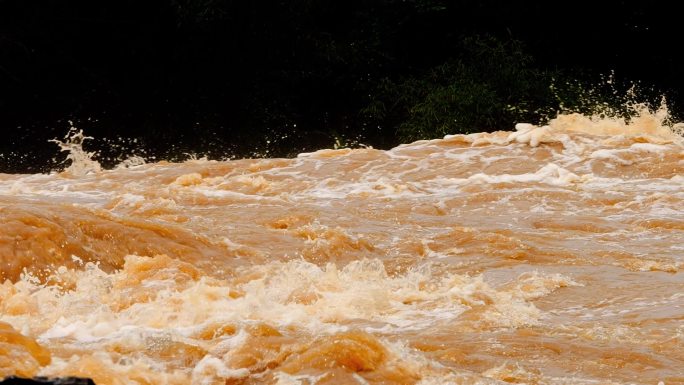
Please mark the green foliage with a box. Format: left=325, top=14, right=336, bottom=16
left=363, top=36, right=558, bottom=142
left=360, top=35, right=674, bottom=143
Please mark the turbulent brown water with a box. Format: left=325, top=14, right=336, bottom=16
left=1, top=109, right=683, bottom=385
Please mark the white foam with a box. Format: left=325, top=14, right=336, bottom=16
left=0, top=257, right=578, bottom=357
left=191, top=356, right=249, bottom=385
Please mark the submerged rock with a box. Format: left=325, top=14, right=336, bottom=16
left=0, top=377, right=95, bottom=385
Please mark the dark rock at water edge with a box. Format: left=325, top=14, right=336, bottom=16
left=0, top=377, right=95, bottom=385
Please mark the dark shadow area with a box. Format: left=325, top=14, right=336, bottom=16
left=1, top=0, right=681, bottom=172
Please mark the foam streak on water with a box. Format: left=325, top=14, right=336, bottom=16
left=1, top=109, right=683, bottom=384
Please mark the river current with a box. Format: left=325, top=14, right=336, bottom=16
left=1, top=109, right=683, bottom=384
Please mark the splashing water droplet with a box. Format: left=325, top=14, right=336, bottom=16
left=49, top=125, right=102, bottom=176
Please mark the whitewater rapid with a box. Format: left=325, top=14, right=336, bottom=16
left=1, top=110, right=683, bottom=384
